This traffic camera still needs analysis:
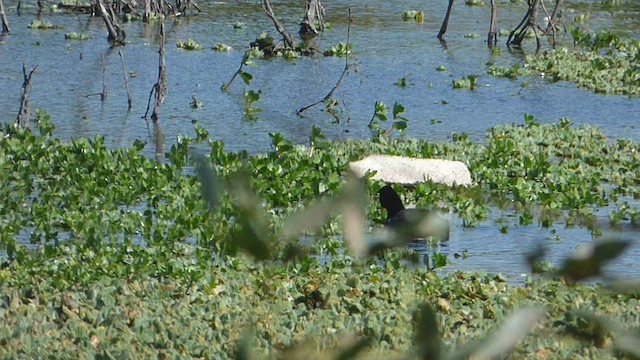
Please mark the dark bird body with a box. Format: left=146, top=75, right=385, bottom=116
left=379, top=185, right=449, bottom=240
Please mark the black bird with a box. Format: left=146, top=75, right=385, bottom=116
left=379, top=185, right=449, bottom=240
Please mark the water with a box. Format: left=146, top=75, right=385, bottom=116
left=1, top=0, right=639, bottom=280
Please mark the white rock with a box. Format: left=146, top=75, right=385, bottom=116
left=349, top=154, right=472, bottom=186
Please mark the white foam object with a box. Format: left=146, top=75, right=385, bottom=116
left=349, top=154, right=472, bottom=186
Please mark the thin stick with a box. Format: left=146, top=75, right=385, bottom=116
left=119, top=49, right=133, bottom=110
left=101, top=54, right=108, bottom=101
left=152, top=22, right=166, bottom=122
left=297, top=9, right=352, bottom=116
left=262, top=0, right=295, bottom=49
left=144, top=23, right=166, bottom=120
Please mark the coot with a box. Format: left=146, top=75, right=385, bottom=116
left=379, top=185, right=449, bottom=240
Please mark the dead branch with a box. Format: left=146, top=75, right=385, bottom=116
left=119, top=49, right=133, bottom=110
left=262, top=0, right=296, bottom=49
left=144, top=23, right=166, bottom=121
left=96, top=0, right=126, bottom=46
left=0, top=0, right=10, bottom=33
left=17, top=64, right=37, bottom=129
left=299, top=0, right=325, bottom=40
left=508, top=0, right=543, bottom=49
left=297, top=9, right=353, bottom=116
left=487, top=0, right=497, bottom=48
left=437, top=0, right=455, bottom=41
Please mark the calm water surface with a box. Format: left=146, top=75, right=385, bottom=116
left=1, top=0, right=639, bottom=281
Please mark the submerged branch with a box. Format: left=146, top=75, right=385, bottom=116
left=297, top=9, right=353, bottom=116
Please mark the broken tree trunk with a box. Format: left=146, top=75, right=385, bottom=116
left=299, top=0, right=325, bottom=40
left=487, top=0, right=497, bottom=48
left=262, top=0, right=296, bottom=49
left=17, top=64, right=37, bottom=129
left=96, top=0, right=126, bottom=46
left=508, top=0, right=543, bottom=49
left=0, top=0, right=9, bottom=33
left=437, top=0, right=455, bottom=41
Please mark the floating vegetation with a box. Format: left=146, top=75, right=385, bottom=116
left=1, top=111, right=640, bottom=357
left=402, top=10, right=424, bottom=22
left=28, top=19, right=60, bottom=30
left=325, top=42, right=352, bottom=57
left=465, top=0, right=486, bottom=6
left=452, top=74, right=479, bottom=89
left=464, top=32, right=480, bottom=38
left=212, top=43, right=233, bottom=52
left=436, top=65, right=447, bottom=72
left=123, top=12, right=141, bottom=22
left=526, top=30, right=640, bottom=95
left=176, top=38, right=204, bottom=50
left=64, top=32, right=89, bottom=40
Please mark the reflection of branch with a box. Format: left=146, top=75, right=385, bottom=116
left=262, top=0, right=295, bottom=49
left=297, top=9, right=353, bottom=116
left=119, top=49, right=133, bottom=111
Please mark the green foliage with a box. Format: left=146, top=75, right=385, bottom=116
left=465, top=0, right=486, bottom=5
left=488, top=29, right=640, bottom=95
left=64, top=32, right=89, bottom=40
left=28, top=19, right=59, bottom=29
left=243, top=89, right=261, bottom=118
left=402, top=10, right=424, bottom=22
left=452, top=75, right=479, bottom=89
left=325, top=42, right=352, bottom=57
left=176, top=38, right=204, bottom=50
left=2, top=111, right=640, bottom=358
left=212, top=43, right=233, bottom=52
left=368, top=101, right=409, bottom=136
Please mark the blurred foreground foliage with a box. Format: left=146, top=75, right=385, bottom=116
left=0, top=111, right=639, bottom=358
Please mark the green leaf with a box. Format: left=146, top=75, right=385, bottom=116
left=240, top=71, right=253, bottom=85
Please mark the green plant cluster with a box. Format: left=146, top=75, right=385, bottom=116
left=64, top=32, right=90, bottom=40
left=2, top=111, right=640, bottom=357
left=176, top=38, right=204, bottom=51
left=28, top=19, right=60, bottom=30
left=3, top=112, right=640, bottom=258
left=1, top=242, right=639, bottom=358
left=488, top=30, right=640, bottom=96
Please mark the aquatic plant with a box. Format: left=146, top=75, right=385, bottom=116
left=64, top=32, right=89, bottom=40
left=452, top=75, right=479, bottom=89
left=28, top=19, right=59, bottom=29
left=212, top=43, right=233, bottom=52
left=325, top=42, right=351, bottom=57
left=1, top=110, right=640, bottom=358
left=176, top=38, right=203, bottom=50
left=402, top=10, right=424, bottom=22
